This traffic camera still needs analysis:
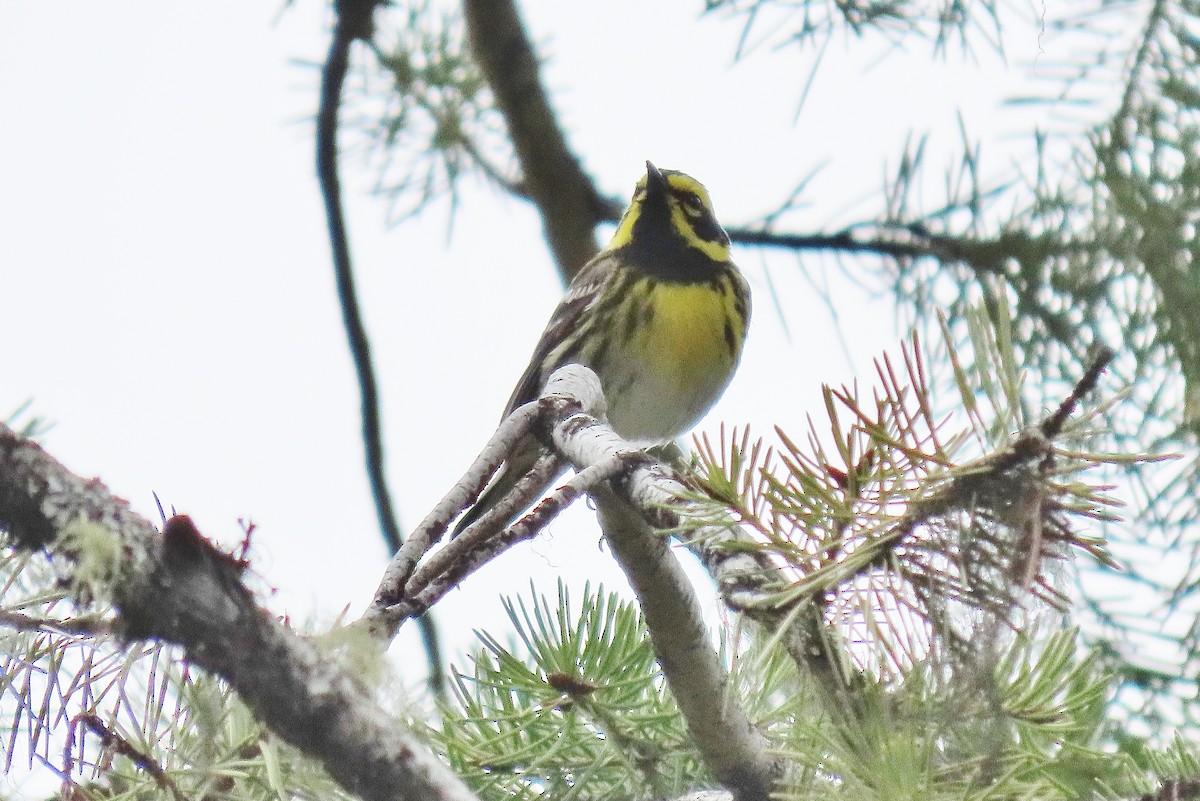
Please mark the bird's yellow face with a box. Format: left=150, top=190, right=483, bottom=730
left=607, top=162, right=733, bottom=277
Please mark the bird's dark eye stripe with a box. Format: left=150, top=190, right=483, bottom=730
left=690, top=213, right=729, bottom=244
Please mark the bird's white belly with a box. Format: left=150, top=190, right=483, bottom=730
left=604, top=358, right=731, bottom=444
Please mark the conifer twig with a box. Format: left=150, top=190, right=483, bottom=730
left=360, top=364, right=793, bottom=797
left=65, top=714, right=182, bottom=800
left=534, top=370, right=846, bottom=685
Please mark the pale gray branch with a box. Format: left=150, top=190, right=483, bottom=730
left=360, top=400, right=544, bottom=638
left=359, top=368, right=610, bottom=640
left=405, top=451, right=564, bottom=598
left=539, top=368, right=850, bottom=700
left=354, top=363, right=830, bottom=799
left=539, top=366, right=784, bottom=801
left=593, top=489, right=781, bottom=801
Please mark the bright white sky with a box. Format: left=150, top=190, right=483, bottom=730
left=1, top=0, right=1077, bottom=747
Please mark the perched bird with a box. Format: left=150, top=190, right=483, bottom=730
left=454, top=161, right=751, bottom=535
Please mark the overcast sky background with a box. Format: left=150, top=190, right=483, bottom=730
left=0, top=1, right=1099, bottom=785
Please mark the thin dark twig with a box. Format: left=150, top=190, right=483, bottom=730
left=593, top=193, right=1092, bottom=273
left=316, top=0, right=444, bottom=697
left=317, top=2, right=401, bottom=555
left=1041, top=346, right=1116, bottom=439
left=65, top=714, right=182, bottom=799
left=0, top=610, right=116, bottom=637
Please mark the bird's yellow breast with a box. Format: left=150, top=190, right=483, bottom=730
left=601, top=274, right=746, bottom=443
left=640, top=280, right=739, bottom=380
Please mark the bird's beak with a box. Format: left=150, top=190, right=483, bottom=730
left=644, top=160, right=667, bottom=197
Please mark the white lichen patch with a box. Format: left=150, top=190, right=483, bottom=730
left=57, top=516, right=124, bottom=604
left=314, top=621, right=393, bottom=692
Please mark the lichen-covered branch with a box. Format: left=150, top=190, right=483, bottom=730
left=0, top=425, right=479, bottom=801
left=538, top=369, right=784, bottom=801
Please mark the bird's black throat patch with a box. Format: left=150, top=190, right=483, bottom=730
left=619, top=192, right=726, bottom=282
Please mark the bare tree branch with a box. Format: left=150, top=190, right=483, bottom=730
left=358, top=371, right=609, bottom=639
left=463, top=0, right=606, bottom=280
left=0, top=424, right=479, bottom=801
left=320, top=0, right=400, bottom=555
left=362, top=448, right=568, bottom=639
left=364, top=400, right=543, bottom=626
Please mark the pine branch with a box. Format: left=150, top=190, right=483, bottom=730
left=357, top=365, right=802, bottom=797
left=363, top=400, right=544, bottom=622
left=439, top=583, right=713, bottom=798
left=357, top=364, right=852, bottom=700
left=724, top=224, right=1080, bottom=270
left=357, top=386, right=582, bottom=640
left=0, top=423, right=480, bottom=801
left=598, top=193, right=1093, bottom=278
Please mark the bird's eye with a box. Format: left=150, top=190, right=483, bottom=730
left=680, top=192, right=704, bottom=213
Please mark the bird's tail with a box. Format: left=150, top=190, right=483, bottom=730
left=451, top=439, right=564, bottom=537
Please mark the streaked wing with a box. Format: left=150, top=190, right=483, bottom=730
left=500, top=254, right=616, bottom=418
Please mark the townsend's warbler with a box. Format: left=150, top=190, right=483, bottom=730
left=454, top=161, right=750, bottom=534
